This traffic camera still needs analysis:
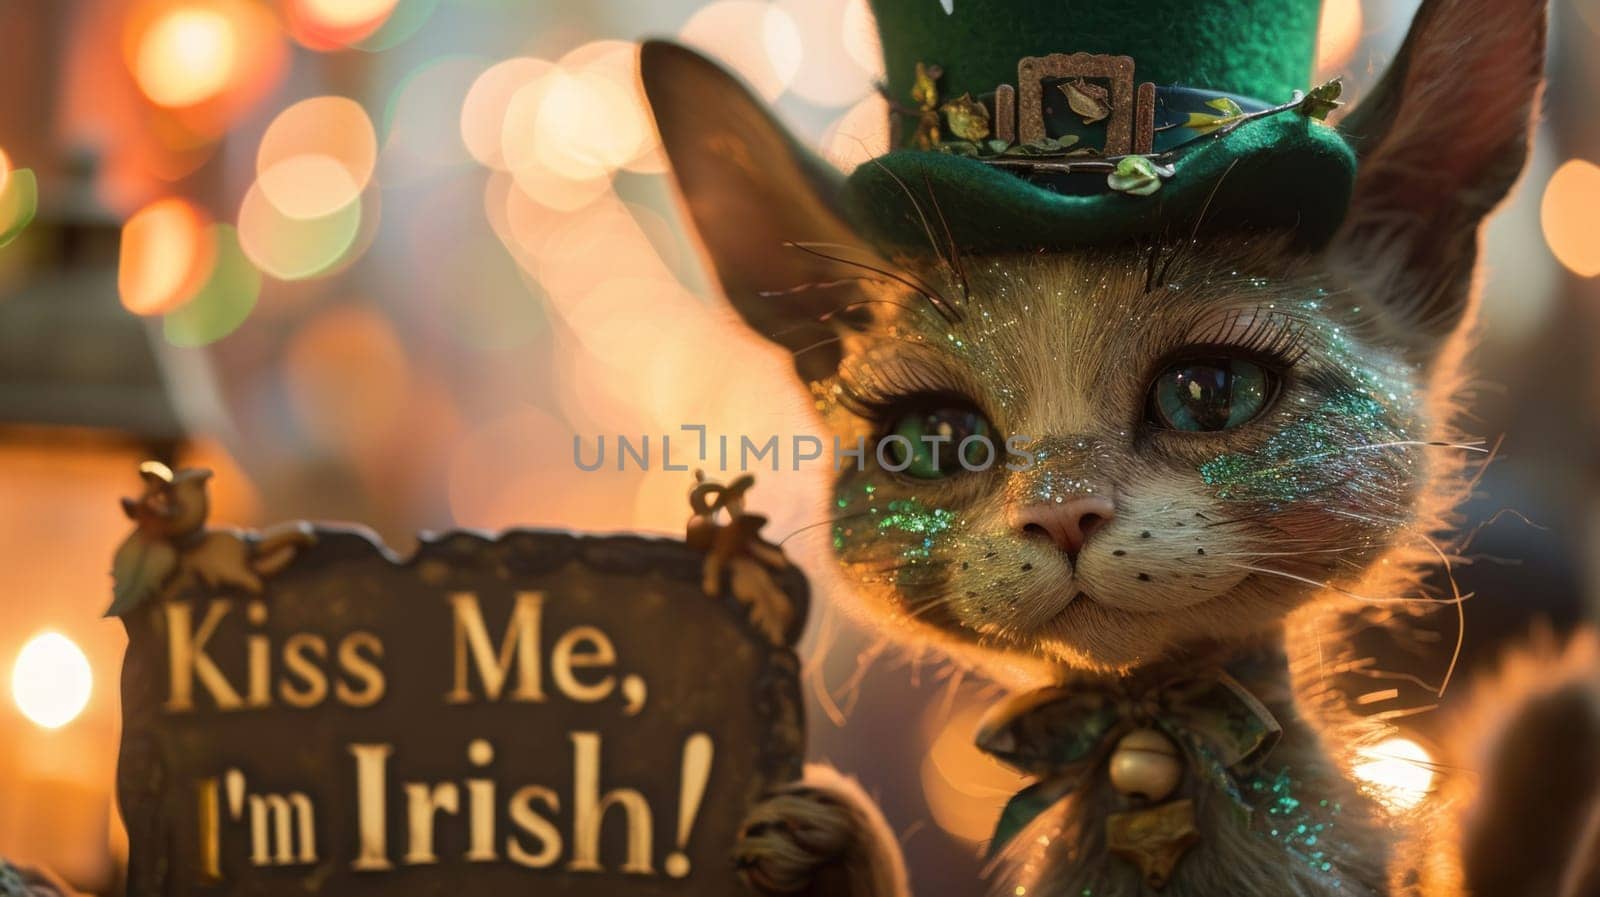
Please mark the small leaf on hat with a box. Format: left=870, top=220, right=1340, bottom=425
left=1296, top=78, right=1343, bottom=122
left=941, top=93, right=992, bottom=141
left=1183, top=96, right=1248, bottom=136
left=937, top=140, right=981, bottom=157
left=1061, top=79, right=1111, bottom=124
left=1107, top=155, right=1170, bottom=196
left=982, top=139, right=1011, bottom=155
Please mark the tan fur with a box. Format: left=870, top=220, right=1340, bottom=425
left=819, top=241, right=1428, bottom=677
left=638, top=0, right=1575, bottom=893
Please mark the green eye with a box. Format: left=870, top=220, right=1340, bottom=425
left=1148, top=358, right=1276, bottom=432
left=884, top=403, right=994, bottom=478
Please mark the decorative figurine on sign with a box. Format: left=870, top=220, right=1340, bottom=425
left=642, top=0, right=1600, bottom=895
left=106, top=461, right=314, bottom=617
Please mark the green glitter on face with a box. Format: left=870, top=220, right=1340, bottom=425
left=876, top=498, right=954, bottom=560
left=1247, top=767, right=1344, bottom=885
left=1199, top=390, right=1397, bottom=502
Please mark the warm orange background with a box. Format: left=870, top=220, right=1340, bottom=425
left=0, top=1, right=1596, bottom=893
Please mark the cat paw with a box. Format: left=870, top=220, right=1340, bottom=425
left=736, top=766, right=907, bottom=897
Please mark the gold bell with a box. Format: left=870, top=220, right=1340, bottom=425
left=1108, top=728, right=1183, bottom=801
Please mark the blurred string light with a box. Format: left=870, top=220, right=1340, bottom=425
left=1316, top=0, right=1363, bottom=74
left=349, top=0, right=441, bottom=52
left=123, top=0, right=288, bottom=139
left=281, top=0, right=439, bottom=51
left=0, top=166, right=37, bottom=248
left=1351, top=736, right=1436, bottom=811
left=841, top=0, right=883, bottom=80
left=463, top=57, right=553, bottom=170
left=282, top=0, right=399, bottom=49
left=133, top=6, right=237, bottom=107
left=1541, top=158, right=1600, bottom=277
left=678, top=0, right=802, bottom=102
left=118, top=198, right=216, bottom=316
left=257, top=96, right=377, bottom=219
left=822, top=93, right=890, bottom=172
left=162, top=225, right=262, bottom=346
left=12, top=633, right=93, bottom=731
left=283, top=306, right=412, bottom=457
left=779, top=0, right=877, bottom=106
left=238, top=179, right=364, bottom=279
left=491, top=41, right=665, bottom=209
left=232, top=96, right=377, bottom=282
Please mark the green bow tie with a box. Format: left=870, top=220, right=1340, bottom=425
left=976, top=670, right=1282, bottom=859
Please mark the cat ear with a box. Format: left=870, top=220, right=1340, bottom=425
left=1331, top=0, right=1547, bottom=355
left=640, top=40, right=872, bottom=381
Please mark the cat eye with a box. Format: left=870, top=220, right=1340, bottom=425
left=1147, top=358, right=1277, bottom=433
left=883, top=400, right=994, bottom=479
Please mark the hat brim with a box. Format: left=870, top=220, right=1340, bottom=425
left=839, top=113, right=1356, bottom=255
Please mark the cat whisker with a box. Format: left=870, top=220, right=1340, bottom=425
left=1323, top=508, right=1408, bottom=528
left=764, top=297, right=934, bottom=341
left=859, top=154, right=953, bottom=284
left=1208, top=546, right=1362, bottom=558
left=785, top=325, right=945, bottom=364
left=1329, top=659, right=1447, bottom=694
left=774, top=512, right=876, bottom=547
left=784, top=241, right=959, bottom=323
left=1202, top=513, right=1329, bottom=536
left=756, top=276, right=893, bottom=298
left=919, top=171, right=971, bottom=304
left=1415, top=532, right=1468, bottom=698
left=1150, top=158, right=1240, bottom=291
left=1221, top=562, right=1474, bottom=608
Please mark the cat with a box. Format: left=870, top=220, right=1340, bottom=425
left=641, top=0, right=1600, bottom=894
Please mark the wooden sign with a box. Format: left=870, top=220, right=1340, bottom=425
left=112, top=465, right=805, bottom=897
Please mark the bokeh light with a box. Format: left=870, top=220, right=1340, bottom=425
left=0, top=168, right=38, bottom=248
left=122, top=0, right=290, bottom=139
left=12, top=633, right=93, bottom=731
left=283, top=306, right=412, bottom=456
left=163, top=224, right=262, bottom=346
left=448, top=405, right=643, bottom=532
left=284, top=0, right=401, bottom=49
left=352, top=0, right=440, bottom=51
left=1352, top=736, right=1435, bottom=810
left=1316, top=0, right=1363, bottom=73
left=238, top=179, right=364, bottom=280
left=778, top=0, right=875, bottom=106
left=678, top=0, right=802, bottom=102
left=0, top=144, right=12, bottom=195
left=462, top=57, right=551, bottom=170
left=257, top=96, right=377, bottom=219
left=841, top=0, right=883, bottom=81
left=1541, top=158, right=1600, bottom=277
left=119, top=198, right=216, bottom=316
left=133, top=6, right=237, bottom=108
left=822, top=92, right=889, bottom=172
left=532, top=69, right=645, bottom=181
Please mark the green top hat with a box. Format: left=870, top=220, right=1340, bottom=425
left=841, top=0, right=1354, bottom=253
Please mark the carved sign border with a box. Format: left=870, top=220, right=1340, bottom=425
left=115, top=526, right=808, bottom=896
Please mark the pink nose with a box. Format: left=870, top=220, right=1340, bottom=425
left=1010, top=496, right=1116, bottom=559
